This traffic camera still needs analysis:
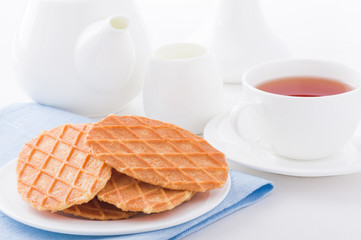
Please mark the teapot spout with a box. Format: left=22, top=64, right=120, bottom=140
left=75, top=16, right=135, bottom=93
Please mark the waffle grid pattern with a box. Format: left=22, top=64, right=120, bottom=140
left=97, top=170, right=194, bottom=214
left=17, top=124, right=111, bottom=211
left=63, top=197, right=137, bottom=220
left=86, top=115, right=228, bottom=192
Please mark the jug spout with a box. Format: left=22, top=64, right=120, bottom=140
left=75, top=15, right=135, bottom=93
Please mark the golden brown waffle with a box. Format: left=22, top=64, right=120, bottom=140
left=16, top=124, right=112, bottom=212
left=62, top=197, right=138, bottom=220
left=97, top=169, right=195, bottom=214
left=86, top=115, right=229, bottom=192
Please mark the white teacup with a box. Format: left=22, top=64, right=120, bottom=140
left=231, top=59, right=361, bottom=160
left=143, top=43, right=224, bottom=134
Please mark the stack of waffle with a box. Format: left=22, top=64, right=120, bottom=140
left=16, top=115, right=229, bottom=220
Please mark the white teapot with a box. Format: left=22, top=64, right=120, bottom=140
left=13, top=0, right=150, bottom=117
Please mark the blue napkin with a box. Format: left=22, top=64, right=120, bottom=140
left=0, top=103, right=273, bottom=240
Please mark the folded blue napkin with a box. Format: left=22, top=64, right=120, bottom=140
left=0, top=103, right=273, bottom=240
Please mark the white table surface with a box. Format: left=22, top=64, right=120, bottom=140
left=2, top=0, right=361, bottom=239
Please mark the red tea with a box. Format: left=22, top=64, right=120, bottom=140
left=255, top=76, right=354, bottom=97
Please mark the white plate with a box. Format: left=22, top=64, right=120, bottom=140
left=204, top=112, right=361, bottom=177
left=0, top=159, right=231, bottom=236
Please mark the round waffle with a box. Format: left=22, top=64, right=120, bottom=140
left=62, top=197, right=137, bottom=220
left=97, top=169, right=195, bottom=214
left=85, top=115, right=229, bottom=192
left=16, top=123, right=112, bottom=212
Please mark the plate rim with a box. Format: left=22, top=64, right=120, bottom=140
left=0, top=159, right=231, bottom=236
left=204, top=112, right=361, bottom=177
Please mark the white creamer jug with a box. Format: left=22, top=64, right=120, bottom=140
left=13, top=0, right=151, bottom=117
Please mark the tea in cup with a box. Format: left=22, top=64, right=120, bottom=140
left=231, top=59, right=361, bottom=160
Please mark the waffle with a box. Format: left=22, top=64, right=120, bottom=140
left=62, top=197, right=137, bottom=220
left=97, top=169, right=195, bottom=214
left=85, top=115, right=229, bottom=192
left=16, top=124, right=112, bottom=212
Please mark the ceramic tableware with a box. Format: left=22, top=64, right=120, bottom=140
left=191, top=0, right=291, bottom=83
left=13, top=0, right=150, bottom=117
left=204, top=112, right=361, bottom=177
left=143, top=43, right=224, bottom=134
left=231, top=59, right=361, bottom=160
left=75, top=16, right=135, bottom=94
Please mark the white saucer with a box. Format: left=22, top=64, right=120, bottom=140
left=0, top=159, right=231, bottom=236
left=204, top=112, right=361, bottom=177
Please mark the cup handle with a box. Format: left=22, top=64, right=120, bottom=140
left=230, top=101, right=263, bottom=144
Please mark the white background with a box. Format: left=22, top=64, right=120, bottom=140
left=3, top=0, right=361, bottom=107
left=1, top=0, right=361, bottom=239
